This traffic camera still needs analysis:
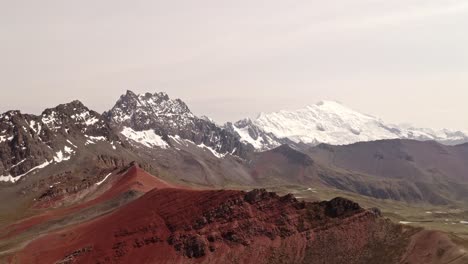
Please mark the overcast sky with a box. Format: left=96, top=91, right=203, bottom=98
left=1, top=0, right=467, bottom=131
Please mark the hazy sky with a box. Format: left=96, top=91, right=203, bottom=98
left=1, top=0, right=467, bottom=131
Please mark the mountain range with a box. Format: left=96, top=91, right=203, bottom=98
left=1, top=90, right=468, bottom=204
left=1, top=90, right=468, bottom=263
left=1, top=90, right=467, bottom=184
left=228, top=100, right=468, bottom=150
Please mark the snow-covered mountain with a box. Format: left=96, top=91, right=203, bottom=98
left=0, top=91, right=255, bottom=184
left=229, top=100, right=468, bottom=148
left=0, top=101, right=121, bottom=183
left=2, top=92, right=467, bottom=184
left=105, top=90, right=251, bottom=157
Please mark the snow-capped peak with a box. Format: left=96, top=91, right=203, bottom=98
left=252, top=101, right=393, bottom=145
left=235, top=100, right=468, bottom=147
left=309, top=100, right=376, bottom=119
left=106, top=90, right=246, bottom=157
left=105, top=91, right=194, bottom=126
left=41, top=100, right=105, bottom=132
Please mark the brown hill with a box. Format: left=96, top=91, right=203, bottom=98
left=3, top=167, right=467, bottom=264
left=305, top=139, right=468, bottom=204
left=11, top=190, right=404, bottom=264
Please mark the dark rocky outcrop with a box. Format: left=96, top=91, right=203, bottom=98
left=321, top=197, right=362, bottom=218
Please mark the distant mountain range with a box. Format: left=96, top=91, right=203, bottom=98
left=228, top=100, right=468, bottom=150
left=1, top=90, right=467, bottom=206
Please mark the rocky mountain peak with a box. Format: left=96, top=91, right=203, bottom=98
left=1, top=110, right=41, bottom=141
left=124, top=89, right=137, bottom=97
left=105, top=90, right=251, bottom=158
left=105, top=90, right=193, bottom=129
left=43, top=100, right=91, bottom=115
left=40, top=100, right=106, bottom=134
left=225, top=118, right=283, bottom=151
left=234, top=118, right=253, bottom=127
left=0, top=110, right=22, bottom=120
left=0, top=99, right=122, bottom=183
left=200, top=115, right=217, bottom=124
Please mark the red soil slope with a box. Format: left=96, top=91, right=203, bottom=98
left=13, top=187, right=408, bottom=264
left=2, top=164, right=172, bottom=240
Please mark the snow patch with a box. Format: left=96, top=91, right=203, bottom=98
left=64, top=146, right=74, bottom=154
left=232, top=125, right=264, bottom=149
left=42, top=111, right=61, bottom=130
left=169, top=135, right=195, bottom=147
left=85, top=116, right=99, bottom=126
left=169, top=136, right=227, bottom=158
left=53, top=146, right=75, bottom=163
left=73, top=111, right=100, bottom=126
left=399, top=221, right=413, bottom=225
left=0, top=134, right=14, bottom=143
left=29, top=120, right=37, bottom=133
left=67, top=140, right=78, bottom=148
left=0, top=160, right=51, bottom=183
left=96, top=173, right=112, bottom=186
left=197, top=143, right=226, bottom=158
left=231, top=147, right=237, bottom=154
left=54, top=151, right=67, bottom=162
left=85, top=135, right=107, bottom=141
left=10, top=159, right=27, bottom=169
left=121, top=127, right=169, bottom=149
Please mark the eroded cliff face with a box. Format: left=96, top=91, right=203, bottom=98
left=13, top=185, right=412, bottom=264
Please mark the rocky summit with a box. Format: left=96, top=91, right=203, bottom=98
left=105, top=90, right=250, bottom=157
